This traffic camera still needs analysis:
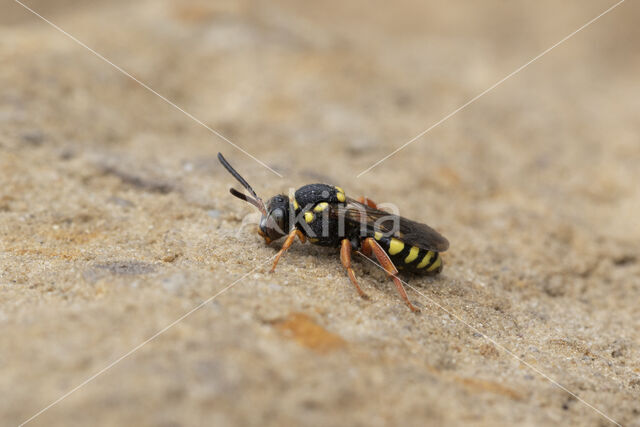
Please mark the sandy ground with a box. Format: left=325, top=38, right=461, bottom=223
left=1, top=0, right=640, bottom=426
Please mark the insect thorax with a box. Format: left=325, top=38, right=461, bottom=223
left=290, top=184, right=349, bottom=246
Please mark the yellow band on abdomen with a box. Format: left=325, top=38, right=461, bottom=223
left=388, top=238, right=404, bottom=255
left=426, top=255, right=442, bottom=272
left=404, top=246, right=419, bottom=263
left=416, top=251, right=434, bottom=269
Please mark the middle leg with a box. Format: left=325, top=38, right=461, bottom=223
left=357, top=196, right=378, bottom=209
left=340, top=239, right=369, bottom=299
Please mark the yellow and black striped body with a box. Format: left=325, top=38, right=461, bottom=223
left=217, top=151, right=448, bottom=311
left=371, top=232, right=443, bottom=275
left=289, top=184, right=444, bottom=275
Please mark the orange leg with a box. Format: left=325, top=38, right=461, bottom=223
left=358, top=196, right=378, bottom=209
left=362, top=237, right=419, bottom=313
left=340, top=239, right=369, bottom=299
left=271, top=229, right=306, bottom=272
left=360, top=238, right=372, bottom=257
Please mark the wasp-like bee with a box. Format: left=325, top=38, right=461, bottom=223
left=218, top=153, right=449, bottom=312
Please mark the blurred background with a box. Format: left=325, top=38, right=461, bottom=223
left=1, top=1, right=639, bottom=426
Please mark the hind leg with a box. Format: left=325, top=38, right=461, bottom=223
left=362, top=238, right=419, bottom=313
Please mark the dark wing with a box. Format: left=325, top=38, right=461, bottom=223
left=336, top=198, right=449, bottom=252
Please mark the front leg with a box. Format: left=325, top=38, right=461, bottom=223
left=270, top=229, right=305, bottom=273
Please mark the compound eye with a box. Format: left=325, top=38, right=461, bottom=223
left=271, top=208, right=285, bottom=227
left=272, top=208, right=283, bottom=220
left=259, top=216, right=268, bottom=233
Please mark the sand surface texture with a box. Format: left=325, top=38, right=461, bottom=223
left=1, top=1, right=639, bottom=426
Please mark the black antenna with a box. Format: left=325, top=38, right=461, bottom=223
left=218, top=153, right=267, bottom=214
left=229, top=188, right=267, bottom=213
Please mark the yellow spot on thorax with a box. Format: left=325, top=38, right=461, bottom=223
left=304, top=212, right=314, bottom=223
left=416, top=251, right=433, bottom=269
left=313, top=202, right=329, bottom=212
left=388, top=238, right=404, bottom=255
left=374, top=232, right=383, bottom=240
left=289, top=189, right=299, bottom=210
left=404, top=246, right=419, bottom=263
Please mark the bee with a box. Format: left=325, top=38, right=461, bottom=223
left=218, top=153, right=449, bottom=312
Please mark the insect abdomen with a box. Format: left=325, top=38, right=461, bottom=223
left=372, top=232, right=442, bottom=274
